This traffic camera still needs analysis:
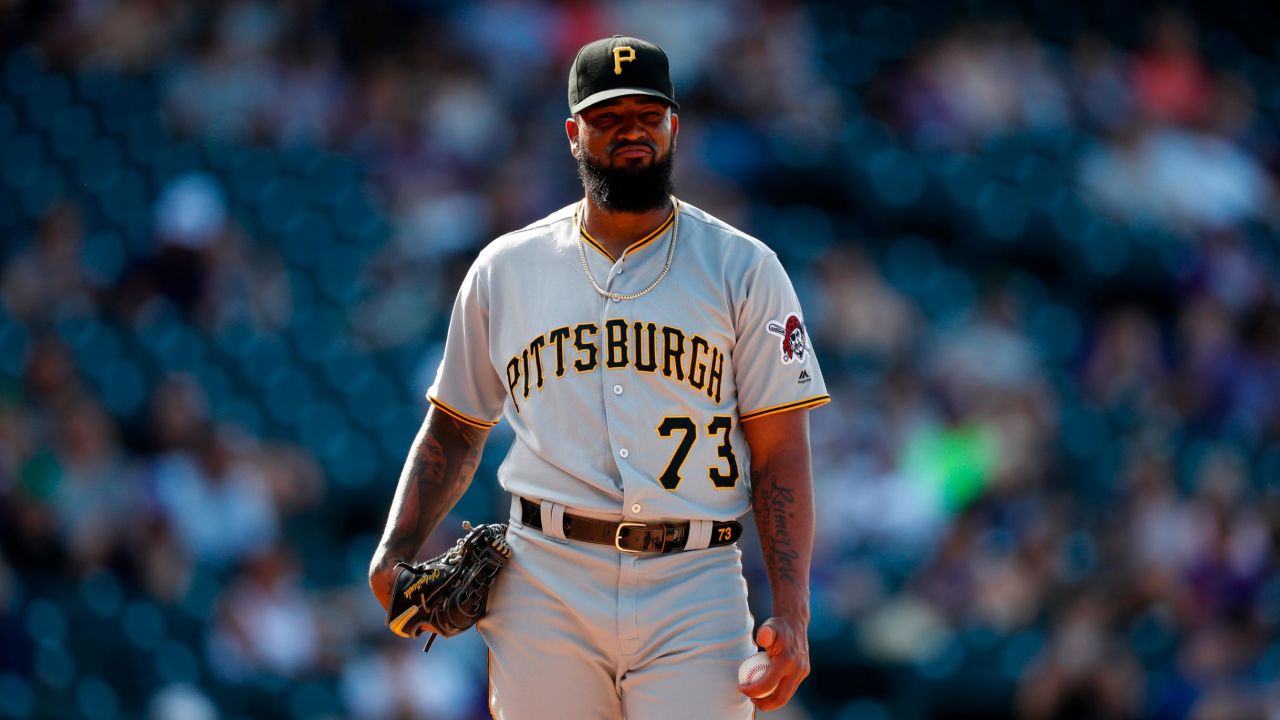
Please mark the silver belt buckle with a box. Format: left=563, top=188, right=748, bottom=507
left=614, top=522, right=646, bottom=553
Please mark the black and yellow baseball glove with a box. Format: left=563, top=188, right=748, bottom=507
left=386, top=521, right=511, bottom=652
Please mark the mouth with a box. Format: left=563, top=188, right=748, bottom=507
left=612, top=145, right=655, bottom=160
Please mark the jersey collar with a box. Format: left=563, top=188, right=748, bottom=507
left=578, top=205, right=677, bottom=263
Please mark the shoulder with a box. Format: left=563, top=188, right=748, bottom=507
left=473, top=203, right=577, bottom=270
left=678, top=201, right=778, bottom=266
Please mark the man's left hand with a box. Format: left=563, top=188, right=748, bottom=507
left=737, top=614, right=809, bottom=711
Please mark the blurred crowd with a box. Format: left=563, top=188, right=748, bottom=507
left=1, top=1, right=1279, bottom=719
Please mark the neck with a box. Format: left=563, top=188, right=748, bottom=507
left=580, top=196, right=674, bottom=259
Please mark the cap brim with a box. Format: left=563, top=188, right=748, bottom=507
left=571, top=87, right=679, bottom=114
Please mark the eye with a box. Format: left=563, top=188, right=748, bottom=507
left=641, top=112, right=662, bottom=123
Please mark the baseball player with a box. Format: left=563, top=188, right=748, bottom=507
left=369, top=36, right=829, bottom=718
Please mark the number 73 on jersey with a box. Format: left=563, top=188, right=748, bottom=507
left=655, top=415, right=739, bottom=491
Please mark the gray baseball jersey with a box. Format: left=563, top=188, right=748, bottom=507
left=426, top=199, right=829, bottom=522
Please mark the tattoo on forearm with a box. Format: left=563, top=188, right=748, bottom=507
left=372, top=413, right=487, bottom=580
left=753, top=462, right=801, bottom=586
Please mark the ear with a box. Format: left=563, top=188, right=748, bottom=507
left=566, top=117, right=580, bottom=159
left=670, top=112, right=679, bottom=151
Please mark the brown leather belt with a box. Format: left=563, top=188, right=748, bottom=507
left=518, top=497, right=742, bottom=554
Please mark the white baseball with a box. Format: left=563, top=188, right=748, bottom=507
left=737, top=651, right=773, bottom=688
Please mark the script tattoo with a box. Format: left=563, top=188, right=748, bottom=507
left=371, top=409, right=488, bottom=590
left=752, top=461, right=801, bottom=586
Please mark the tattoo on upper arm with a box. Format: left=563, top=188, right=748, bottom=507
left=373, top=412, right=488, bottom=576
left=753, top=461, right=801, bottom=586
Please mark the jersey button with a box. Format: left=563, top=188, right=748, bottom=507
left=631, top=503, right=642, bottom=514
left=612, top=297, right=620, bottom=303
left=619, top=448, right=629, bottom=458
left=613, top=384, right=623, bottom=395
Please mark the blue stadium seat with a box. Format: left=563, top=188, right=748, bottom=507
left=289, top=305, right=344, bottom=364
left=237, top=333, right=290, bottom=388
left=123, top=112, right=168, bottom=167
left=79, top=570, right=125, bottom=620
left=21, top=73, right=71, bottom=130
left=24, top=598, right=67, bottom=651
left=150, top=140, right=204, bottom=186
left=866, top=147, right=926, bottom=209
left=288, top=680, right=341, bottom=720
left=75, top=138, right=124, bottom=197
left=58, top=315, right=118, bottom=368
left=99, top=168, right=149, bottom=228
left=322, top=430, right=378, bottom=488
left=73, top=68, right=118, bottom=104
left=264, top=367, right=316, bottom=425
left=973, top=181, right=1030, bottom=242
left=342, top=368, right=398, bottom=431
left=0, top=672, right=34, bottom=717
left=256, top=178, right=307, bottom=237
left=191, top=362, right=232, bottom=408
left=280, top=211, right=335, bottom=268
left=0, top=99, right=21, bottom=142
left=80, top=229, right=130, bottom=286
left=3, top=46, right=45, bottom=98
left=295, top=399, right=351, bottom=453
left=48, top=104, right=96, bottom=163
left=884, top=235, right=941, bottom=296
left=98, top=357, right=147, bottom=417
left=315, top=246, right=367, bottom=304
left=96, top=76, right=156, bottom=136
left=227, top=147, right=280, bottom=205
left=2, top=133, right=46, bottom=192
left=153, top=640, right=201, bottom=686
left=214, top=394, right=265, bottom=437
left=0, top=320, right=31, bottom=378
left=75, top=675, right=121, bottom=720
left=33, top=643, right=76, bottom=690
left=19, top=162, right=65, bottom=219
left=121, top=599, right=166, bottom=652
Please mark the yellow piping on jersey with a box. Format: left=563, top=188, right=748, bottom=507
left=428, top=395, right=500, bottom=429
left=580, top=230, right=615, bottom=261
left=738, top=394, right=831, bottom=422
left=579, top=207, right=675, bottom=262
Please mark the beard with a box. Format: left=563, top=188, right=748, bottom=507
left=575, top=143, right=675, bottom=213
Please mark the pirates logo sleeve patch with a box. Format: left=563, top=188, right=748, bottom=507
left=765, top=313, right=810, bottom=365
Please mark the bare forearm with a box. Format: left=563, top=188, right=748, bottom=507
left=369, top=407, right=488, bottom=609
left=750, top=448, right=814, bottom=620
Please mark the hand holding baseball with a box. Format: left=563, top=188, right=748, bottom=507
left=737, top=616, right=810, bottom=711
left=738, top=651, right=773, bottom=689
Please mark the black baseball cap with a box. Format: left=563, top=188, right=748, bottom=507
left=568, top=36, right=679, bottom=114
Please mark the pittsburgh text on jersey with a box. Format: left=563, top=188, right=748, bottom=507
left=505, top=318, right=726, bottom=412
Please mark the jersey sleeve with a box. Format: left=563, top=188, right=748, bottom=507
left=425, top=257, right=506, bottom=429
left=733, top=253, right=830, bottom=422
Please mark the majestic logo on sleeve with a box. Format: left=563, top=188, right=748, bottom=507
left=766, top=314, right=809, bottom=365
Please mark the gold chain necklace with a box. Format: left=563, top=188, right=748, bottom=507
left=575, top=197, right=679, bottom=302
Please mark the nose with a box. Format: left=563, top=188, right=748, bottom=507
left=616, top=112, right=645, bottom=140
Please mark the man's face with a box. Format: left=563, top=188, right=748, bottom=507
left=567, top=96, right=678, bottom=213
